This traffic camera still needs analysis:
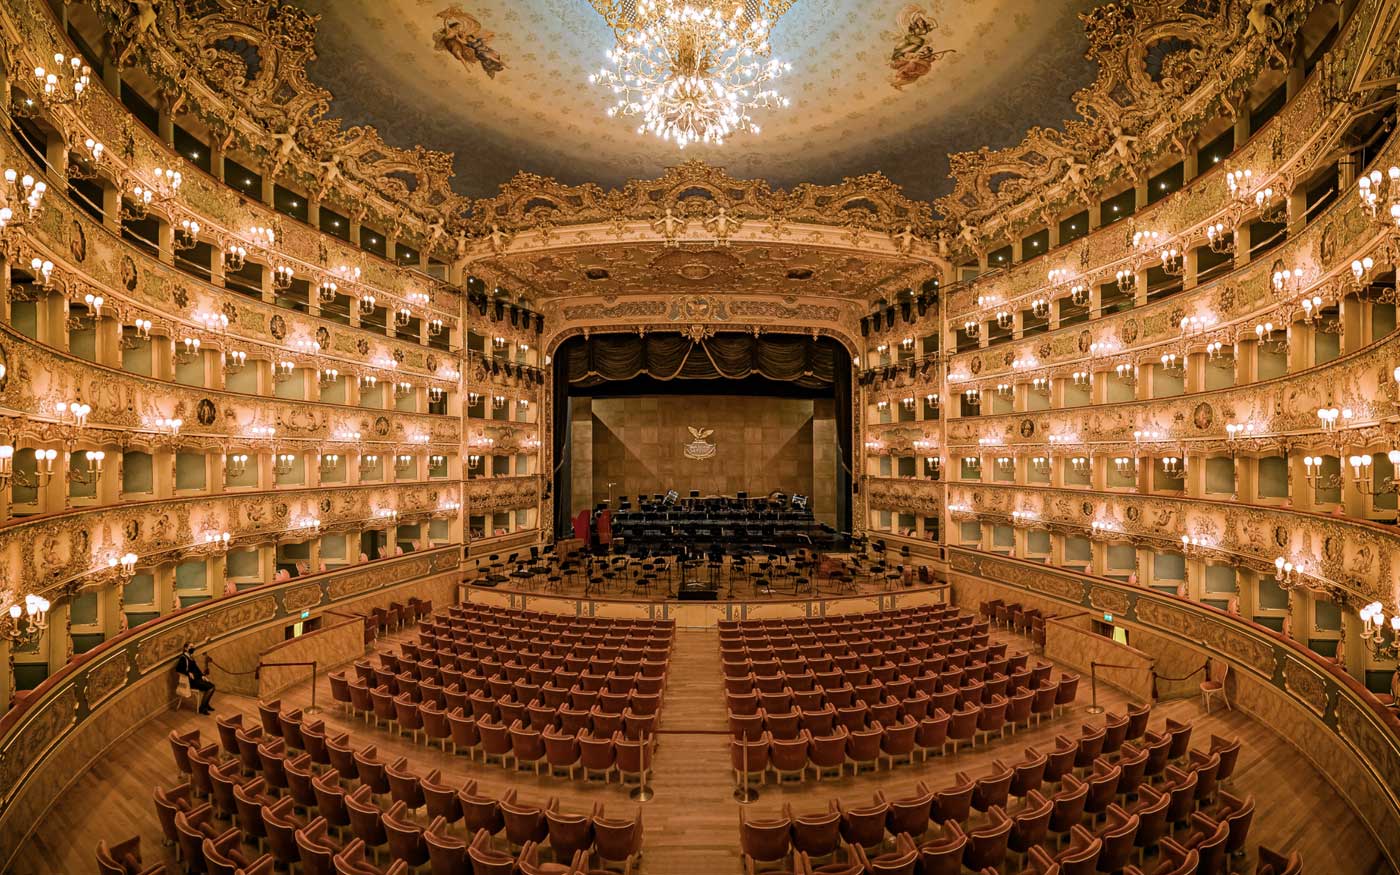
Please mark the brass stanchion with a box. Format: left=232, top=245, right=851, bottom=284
left=629, top=733, right=654, bottom=802
left=733, top=734, right=759, bottom=803
left=1086, top=662, right=1105, bottom=714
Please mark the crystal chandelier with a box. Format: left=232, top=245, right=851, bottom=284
left=587, top=0, right=794, bottom=148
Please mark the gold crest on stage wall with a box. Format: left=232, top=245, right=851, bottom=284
left=684, top=427, right=717, bottom=460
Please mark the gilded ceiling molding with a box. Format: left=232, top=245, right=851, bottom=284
left=72, top=0, right=469, bottom=244
left=948, top=481, right=1400, bottom=610
left=934, top=0, right=1338, bottom=246
left=0, top=135, right=456, bottom=385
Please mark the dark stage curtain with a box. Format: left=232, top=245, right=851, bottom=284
left=552, top=332, right=853, bottom=536
left=552, top=353, right=573, bottom=541
left=563, top=333, right=838, bottom=389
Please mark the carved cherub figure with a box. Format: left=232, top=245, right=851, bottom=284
left=268, top=124, right=299, bottom=177
left=1106, top=125, right=1138, bottom=163
left=705, top=206, right=737, bottom=245
left=653, top=207, right=684, bottom=245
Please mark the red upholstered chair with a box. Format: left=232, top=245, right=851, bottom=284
left=1012, top=747, right=1047, bottom=799
left=476, top=717, right=514, bottom=768
left=260, top=797, right=301, bottom=872
left=962, top=805, right=1012, bottom=872
left=1128, top=785, right=1171, bottom=862
left=384, top=801, right=431, bottom=869
left=1075, top=725, right=1106, bottom=769
left=933, top=774, right=975, bottom=826
left=578, top=729, right=617, bottom=782
left=1031, top=685, right=1059, bottom=725
left=1049, top=775, right=1089, bottom=843
left=1045, top=736, right=1079, bottom=782
left=592, top=803, right=644, bottom=875
left=1006, top=688, right=1035, bottom=732
left=168, top=728, right=202, bottom=776
left=458, top=781, right=505, bottom=838
left=876, top=784, right=935, bottom=842
left=846, top=723, right=883, bottom=775
left=855, top=832, right=917, bottom=875
left=732, top=732, right=773, bottom=785
left=1149, top=837, right=1200, bottom=875
left=739, top=806, right=793, bottom=870
left=916, top=821, right=967, bottom=875
left=972, top=760, right=1014, bottom=813
left=837, top=795, right=890, bottom=853
left=424, top=816, right=469, bottom=875
left=174, top=803, right=224, bottom=874
left=352, top=745, right=390, bottom=796
left=945, top=703, right=979, bottom=754
left=500, top=791, right=552, bottom=848
left=509, top=720, right=548, bottom=774
left=1055, top=825, right=1103, bottom=875
left=787, top=801, right=842, bottom=859
left=1164, top=718, right=1193, bottom=761
left=310, top=771, right=350, bottom=832
left=1181, top=812, right=1229, bottom=875
left=1209, top=734, right=1241, bottom=785
left=1162, top=766, right=1199, bottom=828
left=545, top=804, right=596, bottom=861
left=96, top=836, right=162, bottom=875
left=808, top=727, right=850, bottom=780
left=386, top=757, right=424, bottom=811
left=1054, top=674, right=1080, bottom=716
left=284, top=752, right=318, bottom=811
left=879, top=715, right=919, bottom=769
left=1007, top=790, right=1053, bottom=860
left=153, top=782, right=194, bottom=847
left=344, top=785, right=388, bottom=855
left=976, top=695, right=1009, bottom=744
left=1096, top=805, right=1140, bottom=874
left=1084, top=759, right=1121, bottom=817
left=770, top=731, right=811, bottom=782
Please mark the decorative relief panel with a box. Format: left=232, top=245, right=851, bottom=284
left=0, top=685, right=78, bottom=808
left=81, top=652, right=132, bottom=708
left=1284, top=653, right=1332, bottom=715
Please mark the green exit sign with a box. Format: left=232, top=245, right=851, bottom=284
left=300, top=610, right=310, bottom=619
left=1103, top=612, right=1114, bottom=623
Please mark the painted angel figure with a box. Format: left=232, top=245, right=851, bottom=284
left=434, top=5, right=505, bottom=79
left=889, top=5, right=956, bottom=90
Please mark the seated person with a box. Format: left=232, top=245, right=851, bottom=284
left=176, top=641, right=216, bottom=714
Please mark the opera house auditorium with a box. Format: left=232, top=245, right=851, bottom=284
left=2, top=0, right=1400, bottom=873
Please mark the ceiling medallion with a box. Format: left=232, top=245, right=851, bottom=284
left=587, top=0, right=794, bottom=148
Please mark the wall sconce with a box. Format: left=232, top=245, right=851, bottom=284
left=247, top=425, right=276, bottom=440
left=203, top=531, right=231, bottom=550
left=428, top=318, right=445, bottom=336
left=30, top=258, right=54, bottom=286
left=1070, top=456, right=1090, bottom=474
left=1316, top=405, right=1352, bottom=432
left=467, top=453, right=483, bottom=470
left=291, top=516, right=321, bottom=535
left=467, top=391, right=481, bottom=406
left=1031, top=377, right=1049, bottom=393
left=901, top=396, right=915, bottom=410
left=963, top=319, right=980, bottom=338
left=275, top=360, right=296, bottom=381
left=1030, top=298, right=1050, bottom=319
left=1159, top=246, right=1184, bottom=276
left=1113, top=456, right=1137, bottom=476
left=1273, top=556, right=1305, bottom=587
left=1070, top=283, right=1090, bottom=307
left=358, top=374, right=378, bottom=390
left=428, top=386, right=446, bottom=404
left=274, top=453, right=296, bottom=476
left=900, top=337, right=913, bottom=350
left=0, top=168, right=46, bottom=234
left=359, top=294, right=377, bottom=314
left=393, top=381, right=414, bottom=399
left=1359, top=601, right=1400, bottom=658
left=318, top=368, right=340, bottom=387
left=0, top=444, right=14, bottom=486
left=19, top=448, right=59, bottom=488
left=1205, top=221, right=1233, bottom=254
left=376, top=508, right=400, bottom=526
left=56, top=400, right=92, bottom=427
left=1357, top=167, right=1400, bottom=229
left=1114, top=362, right=1137, bottom=383
left=194, top=309, right=229, bottom=332
left=272, top=264, right=295, bottom=290
left=962, top=388, right=981, bottom=408
left=318, top=280, right=340, bottom=304
left=996, top=456, right=1014, bottom=472
left=175, top=336, right=202, bottom=363
left=1159, top=352, right=1183, bottom=372
left=1161, top=456, right=1183, bottom=475
left=1090, top=520, right=1116, bottom=537
left=223, top=350, right=247, bottom=373
left=394, top=454, right=415, bottom=472
left=1030, top=456, right=1050, bottom=476
left=1131, top=229, right=1163, bottom=254
left=246, top=225, right=276, bottom=249
left=1272, top=267, right=1305, bottom=296
left=995, top=310, right=1013, bottom=330
left=1011, top=509, right=1038, bottom=526
left=1, top=593, right=50, bottom=647
left=223, top=242, right=247, bottom=271
left=1071, top=370, right=1090, bottom=387
left=395, top=307, right=413, bottom=327
left=1115, top=269, right=1135, bottom=295
left=226, top=453, right=249, bottom=478
left=962, top=456, right=981, bottom=471
left=359, top=454, right=380, bottom=475
left=333, top=429, right=362, bottom=443
left=492, top=395, right=507, bottom=410
left=71, top=449, right=105, bottom=485
left=155, top=417, right=183, bottom=436
left=320, top=453, right=341, bottom=473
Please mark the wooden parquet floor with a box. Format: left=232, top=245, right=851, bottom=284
left=9, top=628, right=1390, bottom=875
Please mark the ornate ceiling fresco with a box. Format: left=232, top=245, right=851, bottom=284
left=296, top=0, right=1100, bottom=201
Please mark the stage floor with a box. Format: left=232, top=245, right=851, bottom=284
left=466, top=568, right=933, bottom=604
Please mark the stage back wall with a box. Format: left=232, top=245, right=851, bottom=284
left=569, top=396, right=837, bottom=527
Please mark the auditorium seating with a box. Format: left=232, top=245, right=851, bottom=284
left=328, top=602, right=672, bottom=786
left=105, top=700, right=646, bottom=875
left=720, top=604, right=1091, bottom=781
left=737, top=719, right=1272, bottom=875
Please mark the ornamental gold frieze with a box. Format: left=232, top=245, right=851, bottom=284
left=0, top=139, right=456, bottom=384
left=465, top=476, right=541, bottom=514
left=463, top=422, right=540, bottom=456
left=947, top=172, right=1386, bottom=383
left=544, top=295, right=863, bottom=355
left=0, top=325, right=460, bottom=450
left=865, top=477, right=943, bottom=516
left=466, top=161, right=939, bottom=247
left=943, top=21, right=1364, bottom=319
left=17, top=0, right=467, bottom=242
left=947, top=482, right=1400, bottom=608
left=945, top=329, right=1400, bottom=455
left=936, top=0, right=1338, bottom=241
left=0, top=481, right=458, bottom=603
left=863, top=424, right=939, bottom=455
